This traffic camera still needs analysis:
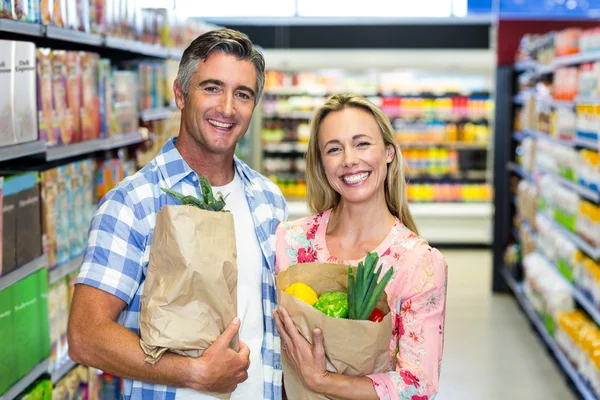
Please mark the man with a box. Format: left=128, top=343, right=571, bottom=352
left=68, top=29, right=287, bottom=400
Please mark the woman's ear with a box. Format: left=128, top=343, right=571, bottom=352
left=386, top=144, right=395, bottom=164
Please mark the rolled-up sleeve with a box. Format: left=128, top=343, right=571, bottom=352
left=76, top=188, right=147, bottom=306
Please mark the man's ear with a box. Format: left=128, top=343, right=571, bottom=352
left=174, top=80, right=185, bottom=110
left=386, top=144, right=395, bottom=163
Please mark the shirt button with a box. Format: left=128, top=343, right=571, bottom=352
left=315, top=235, right=319, bottom=240
left=193, top=176, right=198, bottom=182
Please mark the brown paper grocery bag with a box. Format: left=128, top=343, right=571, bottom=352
left=276, top=262, right=393, bottom=400
left=139, top=205, right=239, bottom=365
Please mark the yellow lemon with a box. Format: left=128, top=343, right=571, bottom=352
left=284, top=282, right=318, bottom=306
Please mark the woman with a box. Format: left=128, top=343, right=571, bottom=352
left=273, top=94, right=448, bottom=400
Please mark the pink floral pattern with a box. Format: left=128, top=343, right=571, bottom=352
left=275, top=209, right=448, bottom=399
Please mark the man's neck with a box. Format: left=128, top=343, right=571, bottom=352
left=175, top=134, right=236, bottom=187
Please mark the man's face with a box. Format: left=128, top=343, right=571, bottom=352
left=175, top=52, right=257, bottom=156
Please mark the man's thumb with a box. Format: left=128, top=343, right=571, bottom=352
left=216, top=317, right=241, bottom=346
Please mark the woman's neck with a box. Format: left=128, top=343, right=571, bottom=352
left=325, top=197, right=396, bottom=259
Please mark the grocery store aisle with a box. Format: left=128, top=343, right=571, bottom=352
left=436, top=249, right=576, bottom=400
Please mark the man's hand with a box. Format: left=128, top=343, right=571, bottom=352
left=190, top=317, right=251, bottom=394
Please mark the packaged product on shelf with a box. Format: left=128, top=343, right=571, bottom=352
left=13, top=40, right=38, bottom=145
left=0, top=40, right=16, bottom=148
left=80, top=52, right=100, bottom=141
left=522, top=252, right=575, bottom=335
left=41, top=168, right=58, bottom=268
left=0, top=285, right=16, bottom=396
left=65, top=0, right=78, bottom=31
left=577, top=201, right=600, bottom=247
left=99, top=372, right=123, bottom=400
left=164, top=59, right=178, bottom=107
left=153, top=62, right=165, bottom=109
left=70, top=162, right=86, bottom=257
left=38, top=48, right=60, bottom=146
left=98, top=58, right=113, bottom=139
left=16, top=378, right=52, bottom=400
left=12, top=271, right=42, bottom=379
left=2, top=175, right=17, bottom=275
left=38, top=268, right=51, bottom=362
left=15, top=172, right=42, bottom=267
left=112, top=70, right=139, bottom=136
left=66, top=51, right=82, bottom=143
left=39, top=0, right=51, bottom=24
left=49, top=277, right=69, bottom=370
left=47, top=279, right=59, bottom=372
left=579, top=149, right=600, bottom=191
left=10, top=0, right=39, bottom=22
left=575, top=256, right=600, bottom=310
left=90, top=0, right=106, bottom=35
left=56, top=165, right=72, bottom=264
left=81, top=159, right=97, bottom=229
left=52, top=0, right=66, bottom=27
left=52, top=50, right=73, bottom=146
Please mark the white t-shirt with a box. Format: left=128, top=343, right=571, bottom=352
left=176, top=170, right=265, bottom=400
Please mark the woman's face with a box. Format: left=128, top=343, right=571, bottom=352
left=318, top=107, right=395, bottom=207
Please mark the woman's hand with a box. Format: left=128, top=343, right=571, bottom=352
left=273, top=306, right=329, bottom=393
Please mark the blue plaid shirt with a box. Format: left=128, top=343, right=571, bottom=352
left=76, top=137, right=287, bottom=400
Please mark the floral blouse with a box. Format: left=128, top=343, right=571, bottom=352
left=275, top=209, right=448, bottom=400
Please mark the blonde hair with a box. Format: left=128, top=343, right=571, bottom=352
left=305, top=94, right=418, bottom=234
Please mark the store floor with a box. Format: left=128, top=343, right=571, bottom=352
left=436, top=249, right=576, bottom=400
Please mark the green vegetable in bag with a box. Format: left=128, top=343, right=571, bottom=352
left=162, top=176, right=229, bottom=212
left=313, top=291, right=349, bottom=318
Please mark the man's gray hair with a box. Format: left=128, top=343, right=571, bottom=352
left=176, top=28, right=266, bottom=105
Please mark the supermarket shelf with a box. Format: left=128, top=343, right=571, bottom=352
left=546, top=172, right=600, bottom=203
left=169, top=48, right=184, bottom=59
left=575, top=96, right=600, bottom=105
left=575, top=137, right=599, bottom=151
left=0, top=358, right=50, bottom=400
left=501, top=269, right=597, bottom=400
left=537, top=251, right=600, bottom=327
left=104, top=131, right=144, bottom=149
left=51, top=357, right=77, bottom=384
left=287, top=201, right=494, bottom=245
left=104, top=36, right=169, bottom=58
left=45, top=26, right=103, bottom=46
left=48, top=255, right=83, bottom=285
left=262, top=111, right=314, bottom=120
left=46, top=131, right=143, bottom=162
left=550, top=100, right=576, bottom=108
left=553, top=50, right=600, bottom=69
left=507, top=162, right=535, bottom=183
left=288, top=201, right=493, bottom=218
left=515, top=60, right=537, bottom=72
left=0, top=19, right=44, bottom=36
left=0, top=140, right=46, bottom=162
left=400, top=142, right=488, bottom=150
left=140, top=108, right=175, bottom=122
left=513, top=131, right=527, bottom=142
left=522, top=129, right=577, bottom=148
left=538, top=213, right=600, bottom=259
left=536, top=63, right=555, bottom=76
left=264, top=142, right=308, bottom=153
left=0, top=254, right=48, bottom=292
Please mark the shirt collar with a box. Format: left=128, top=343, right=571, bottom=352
left=155, top=137, right=196, bottom=189
left=157, top=137, right=256, bottom=197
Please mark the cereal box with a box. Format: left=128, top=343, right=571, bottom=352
left=80, top=52, right=100, bottom=141
left=66, top=51, right=81, bottom=143
left=51, top=50, right=73, bottom=146
left=13, top=40, right=38, bottom=144
left=0, top=40, right=15, bottom=148
left=38, top=48, right=58, bottom=145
